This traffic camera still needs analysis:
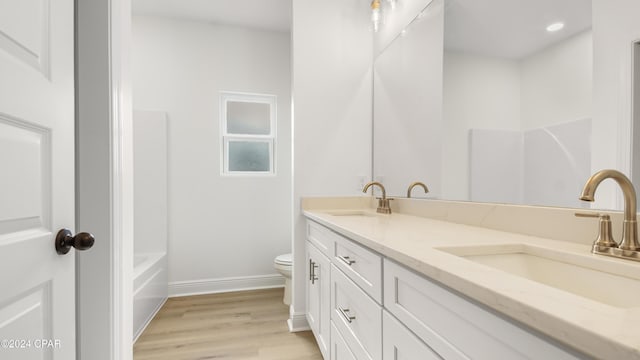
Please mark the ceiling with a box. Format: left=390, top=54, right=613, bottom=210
left=132, top=0, right=292, bottom=32
left=132, top=0, right=591, bottom=58
left=444, top=0, right=592, bottom=59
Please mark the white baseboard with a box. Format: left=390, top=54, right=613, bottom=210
left=169, top=274, right=285, bottom=298
left=288, top=312, right=310, bottom=332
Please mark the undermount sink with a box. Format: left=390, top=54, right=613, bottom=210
left=324, top=210, right=378, bottom=217
left=437, top=244, right=640, bottom=308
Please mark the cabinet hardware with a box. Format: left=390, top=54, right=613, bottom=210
left=338, top=307, right=356, bottom=323
left=309, top=259, right=319, bottom=284
left=311, top=262, right=319, bottom=284
left=338, top=255, right=356, bottom=266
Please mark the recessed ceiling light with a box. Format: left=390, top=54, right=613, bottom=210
left=546, top=22, right=565, bottom=32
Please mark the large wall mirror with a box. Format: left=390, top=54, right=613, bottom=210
left=374, top=0, right=639, bottom=210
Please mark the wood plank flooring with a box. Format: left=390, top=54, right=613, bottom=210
left=133, top=288, right=323, bottom=360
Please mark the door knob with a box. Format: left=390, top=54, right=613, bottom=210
left=55, top=229, right=95, bottom=255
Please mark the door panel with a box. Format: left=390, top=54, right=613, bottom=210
left=0, top=283, right=53, bottom=359
left=0, top=0, right=51, bottom=76
left=0, top=0, right=75, bottom=358
left=0, top=116, right=50, bottom=235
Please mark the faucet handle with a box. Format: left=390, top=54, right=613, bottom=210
left=574, top=212, right=603, bottom=218
left=575, top=212, right=618, bottom=248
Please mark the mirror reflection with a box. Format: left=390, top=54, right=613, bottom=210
left=374, top=0, right=597, bottom=209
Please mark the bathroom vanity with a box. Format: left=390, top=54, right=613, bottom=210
left=302, top=197, right=640, bottom=360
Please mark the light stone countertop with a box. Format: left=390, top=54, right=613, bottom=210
left=303, top=207, right=640, bottom=360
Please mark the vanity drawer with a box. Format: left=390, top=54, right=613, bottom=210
left=331, top=264, right=382, bottom=360
left=331, top=321, right=358, bottom=360
left=333, top=235, right=382, bottom=303
left=383, top=310, right=442, bottom=360
left=308, top=220, right=337, bottom=258
left=383, top=259, right=584, bottom=360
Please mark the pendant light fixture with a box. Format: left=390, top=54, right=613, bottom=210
left=371, top=0, right=381, bottom=32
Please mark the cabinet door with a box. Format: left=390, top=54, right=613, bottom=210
left=307, top=243, right=319, bottom=334
left=307, top=241, right=331, bottom=358
left=383, top=311, right=442, bottom=360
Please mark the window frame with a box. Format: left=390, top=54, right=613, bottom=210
left=220, top=91, right=277, bottom=176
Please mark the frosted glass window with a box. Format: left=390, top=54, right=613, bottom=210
left=220, top=92, right=276, bottom=175
left=227, top=102, right=271, bottom=135
left=228, top=141, right=271, bottom=172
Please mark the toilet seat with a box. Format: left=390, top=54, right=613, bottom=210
left=274, top=253, right=292, bottom=266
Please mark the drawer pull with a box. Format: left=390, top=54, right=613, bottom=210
left=338, top=255, right=356, bottom=266
left=338, top=307, right=356, bottom=323
left=309, top=259, right=318, bottom=284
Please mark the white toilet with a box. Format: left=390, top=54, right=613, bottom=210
left=274, top=253, right=292, bottom=305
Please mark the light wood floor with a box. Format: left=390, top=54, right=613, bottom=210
left=133, top=288, right=323, bottom=360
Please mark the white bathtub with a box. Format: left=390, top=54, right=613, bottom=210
left=133, top=252, right=168, bottom=342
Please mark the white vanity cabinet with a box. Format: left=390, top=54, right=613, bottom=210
left=333, top=234, right=383, bottom=302
left=331, top=322, right=358, bottom=360
left=308, top=220, right=336, bottom=258
left=382, top=310, right=442, bottom=360
left=306, top=241, right=331, bottom=358
left=383, top=259, right=584, bottom=360
left=330, top=264, right=382, bottom=360
left=306, top=220, right=384, bottom=360
left=305, top=218, right=591, bottom=360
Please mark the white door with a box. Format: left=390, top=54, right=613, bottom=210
left=0, top=0, right=80, bottom=359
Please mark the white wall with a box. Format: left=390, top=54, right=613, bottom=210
left=132, top=16, right=292, bottom=294
left=291, top=0, right=373, bottom=328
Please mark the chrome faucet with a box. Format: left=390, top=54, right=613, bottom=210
left=579, top=169, right=640, bottom=260
left=362, top=181, right=392, bottom=214
left=407, top=181, right=429, bottom=198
